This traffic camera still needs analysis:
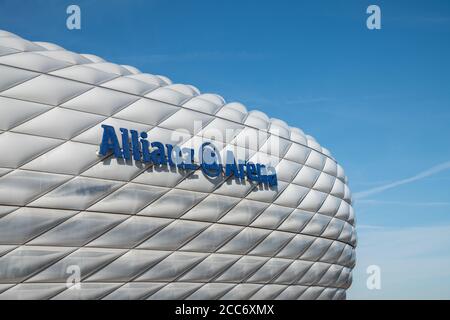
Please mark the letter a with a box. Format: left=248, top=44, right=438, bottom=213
left=366, top=265, right=382, bottom=290
left=99, top=125, right=122, bottom=158
left=366, top=5, right=381, bottom=30
left=66, top=5, right=81, bottom=30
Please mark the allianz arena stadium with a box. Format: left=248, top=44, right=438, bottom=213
left=0, top=30, right=356, bottom=300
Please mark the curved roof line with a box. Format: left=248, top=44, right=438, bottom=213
left=0, top=29, right=337, bottom=163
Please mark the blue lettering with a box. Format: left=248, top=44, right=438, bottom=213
left=98, top=125, right=277, bottom=186
left=99, top=124, right=122, bottom=158
left=120, top=128, right=130, bottom=160
left=150, top=142, right=167, bottom=165
left=130, top=130, right=141, bottom=161
left=246, top=162, right=259, bottom=182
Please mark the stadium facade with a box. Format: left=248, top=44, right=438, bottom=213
left=0, top=30, right=356, bottom=300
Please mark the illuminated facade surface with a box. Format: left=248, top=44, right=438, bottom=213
left=0, top=30, right=356, bottom=300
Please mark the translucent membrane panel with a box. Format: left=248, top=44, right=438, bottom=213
left=316, top=264, right=345, bottom=288
left=215, top=256, right=268, bottom=282
left=218, top=200, right=269, bottom=226
left=246, top=180, right=288, bottom=203
left=87, top=216, right=172, bottom=249
left=278, top=209, right=314, bottom=233
left=159, top=108, right=214, bottom=135
left=260, top=136, right=291, bottom=159
left=250, top=284, right=287, bottom=300
left=146, top=126, right=192, bottom=147
left=0, top=35, right=45, bottom=51
left=27, top=247, right=125, bottom=282
left=102, top=282, right=165, bottom=300
left=100, top=77, right=157, bottom=96
left=320, top=241, right=346, bottom=265
left=318, top=195, right=342, bottom=217
left=275, top=285, right=308, bottom=300
left=28, top=211, right=127, bottom=247
left=284, top=142, right=311, bottom=166
left=136, top=251, right=207, bottom=282
left=213, top=177, right=255, bottom=198
left=181, top=224, right=242, bottom=253
left=0, top=283, right=66, bottom=300
left=186, top=283, right=236, bottom=300
left=274, top=184, right=310, bottom=208
left=250, top=205, right=294, bottom=229
left=114, top=98, right=180, bottom=126
left=145, top=87, right=191, bottom=106
left=0, top=207, right=76, bottom=245
left=0, top=132, right=62, bottom=168
left=297, top=190, right=328, bottom=212
left=85, top=249, right=170, bottom=282
left=275, top=260, right=314, bottom=284
left=0, top=96, right=50, bottom=131
left=220, top=283, right=263, bottom=300
left=215, top=103, right=247, bottom=123
left=0, top=44, right=19, bottom=56
left=72, top=117, right=151, bottom=146
left=248, top=231, right=295, bottom=257
left=199, top=118, right=244, bottom=143
left=52, top=283, right=122, bottom=300
left=140, top=189, right=207, bottom=218
left=302, top=213, right=332, bottom=236
left=0, top=246, right=74, bottom=283
left=181, top=194, right=240, bottom=222
left=276, top=234, right=315, bottom=259
left=89, top=183, right=168, bottom=214
left=1, top=74, right=93, bottom=106
left=0, top=170, right=70, bottom=206
left=13, top=107, right=105, bottom=140
left=30, top=177, right=124, bottom=210
left=0, top=52, right=71, bottom=73
left=147, top=282, right=203, bottom=300
left=182, top=96, right=222, bottom=114
left=23, top=141, right=100, bottom=175
left=313, top=172, right=336, bottom=194
left=176, top=171, right=226, bottom=193
left=137, top=220, right=209, bottom=250
left=246, top=258, right=292, bottom=283
left=305, top=150, right=327, bottom=171
left=61, top=87, right=139, bottom=117
left=297, top=262, right=332, bottom=286
left=218, top=228, right=271, bottom=254
left=299, top=238, right=333, bottom=261
left=49, top=65, right=118, bottom=85
left=231, top=127, right=269, bottom=152
left=275, top=159, right=302, bottom=183
left=132, top=165, right=189, bottom=188
left=0, top=65, right=39, bottom=93
left=179, top=254, right=240, bottom=282
left=81, top=156, right=146, bottom=182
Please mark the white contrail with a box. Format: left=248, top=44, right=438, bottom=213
left=353, top=161, right=450, bottom=200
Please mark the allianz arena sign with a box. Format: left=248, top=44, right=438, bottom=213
left=99, top=124, right=278, bottom=186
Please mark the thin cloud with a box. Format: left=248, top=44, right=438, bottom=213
left=348, top=224, right=450, bottom=299
left=284, top=97, right=334, bottom=105
left=353, top=161, right=450, bottom=200
left=355, top=200, right=450, bottom=207
left=117, top=51, right=271, bottom=64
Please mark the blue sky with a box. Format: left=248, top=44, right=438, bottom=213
left=1, top=0, right=450, bottom=299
